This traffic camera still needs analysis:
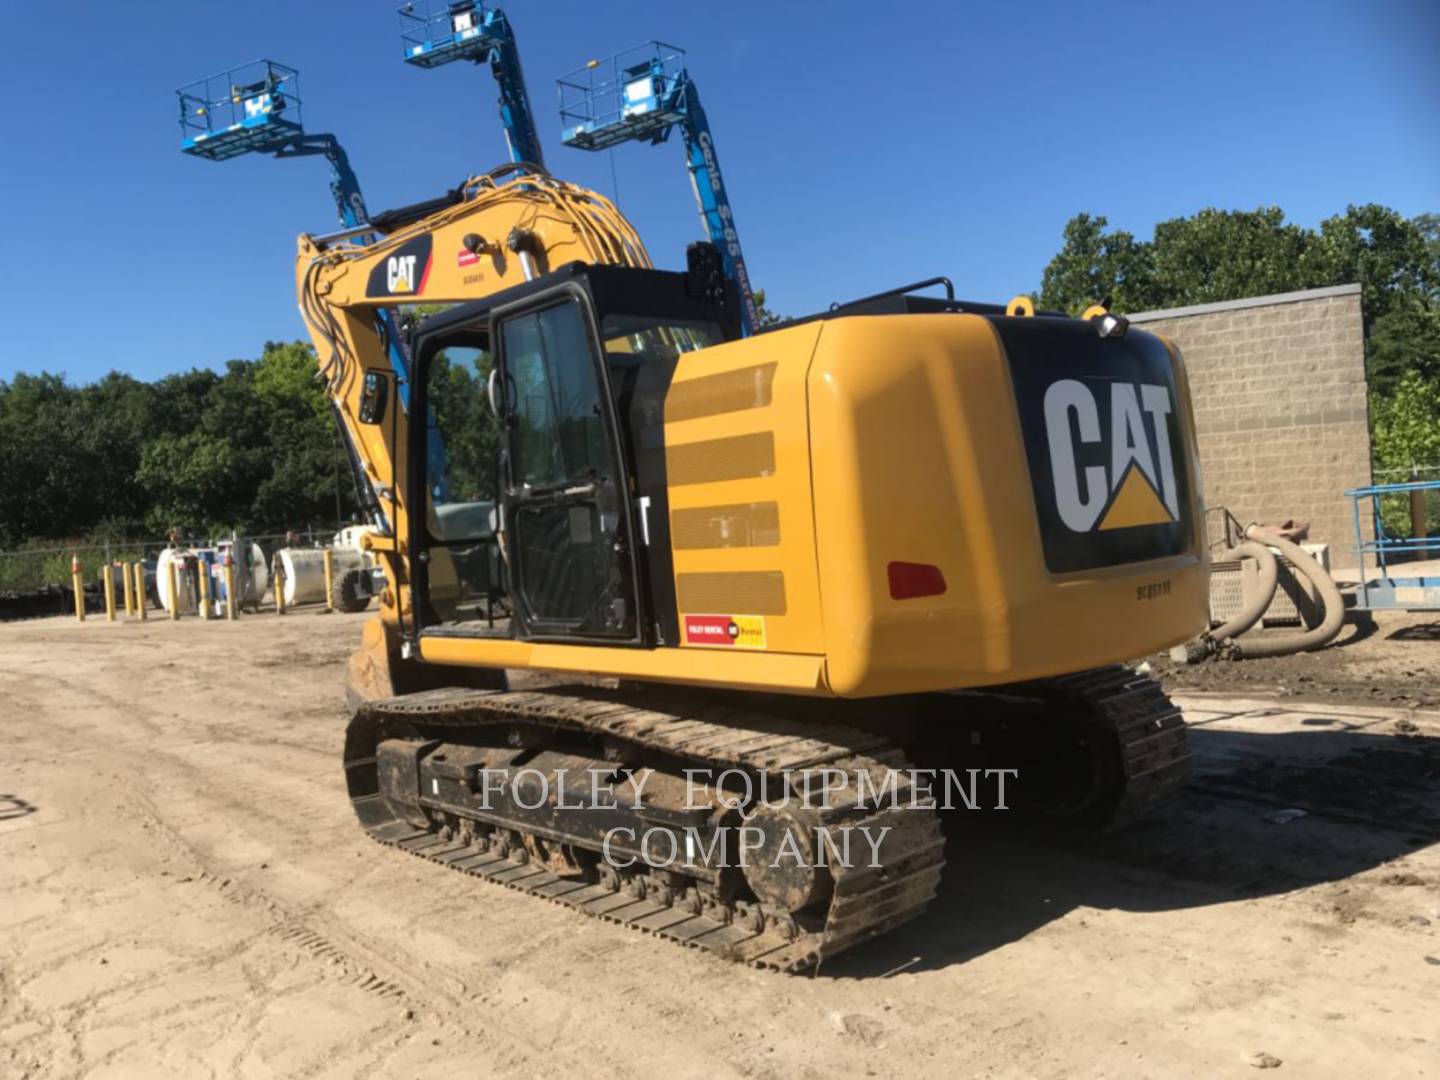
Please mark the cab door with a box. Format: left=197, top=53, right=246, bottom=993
left=494, top=290, right=640, bottom=641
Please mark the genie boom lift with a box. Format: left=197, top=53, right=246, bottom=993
left=397, top=1, right=545, bottom=169
left=175, top=59, right=443, bottom=496
left=558, top=42, right=760, bottom=334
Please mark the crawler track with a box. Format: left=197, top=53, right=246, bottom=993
left=343, top=666, right=1187, bottom=970
left=1050, top=665, right=1192, bottom=824
left=347, top=688, right=947, bottom=971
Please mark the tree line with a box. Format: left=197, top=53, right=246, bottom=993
left=0, top=205, right=1435, bottom=551
left=0, top=341, right=353, bottom=549
left=1037, top=204, right=1440, bottom=487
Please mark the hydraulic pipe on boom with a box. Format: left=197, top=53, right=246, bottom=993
left=397, top=1, right=545, bottom=169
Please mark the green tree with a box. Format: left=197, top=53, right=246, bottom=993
left=1369, top=371, right=1440, bottom=535
left=752, top=288, right=786, bottom=328
left=428, top=348, right=498, bottom=501
left=249, top=341, right=353, bottom=529
left=0, top=339, right=361, bottom=548
left=1149, top=207, right=1310, bottom=305
left=135, top=429, right=241, bottom=534
left=1038, top=204, right=1440, bottom=394
left=1037, top=213, right=1157, bottom=315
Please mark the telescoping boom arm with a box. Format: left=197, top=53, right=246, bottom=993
left=559, top=43, right=760, bottom=334
left=398, top=2, right=546, bottom=169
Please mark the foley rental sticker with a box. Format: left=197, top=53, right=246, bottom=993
left=682, top=614, right=766, bottom=649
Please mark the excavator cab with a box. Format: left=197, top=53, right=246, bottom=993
left=404, top=260, right=739, bottom=645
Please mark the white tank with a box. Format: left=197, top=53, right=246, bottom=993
left=158, top=541, right=270, bottom=614
left=277, top=547, right=366, bottom=606
left=248, top=542, right=270, bottom=605
left=333, top=524, right=380, bottom=559
left=156, top=548, right=199, bottom=614
left=221, top=540, right=270, bottom=606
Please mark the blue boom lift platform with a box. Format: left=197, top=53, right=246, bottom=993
left=177, top=61, right=369, bottom=229
left=397, top=1, right=545, bottom=169
left=558, top=42, right=760, bottom=335
left=175, top=59, right=445, bottom=495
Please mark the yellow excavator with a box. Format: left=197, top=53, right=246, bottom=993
left=298, top=164, right=1209, bottom=970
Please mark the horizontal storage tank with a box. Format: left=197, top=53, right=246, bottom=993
left=222, top=541, right=269, bottom=607
left=277, top=548, right=366, bottom=607
left=157, top=542, right=269, bottom=614
left=155, top=548, right=199, bottom=615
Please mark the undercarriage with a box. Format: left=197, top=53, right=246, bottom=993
left=344, top=666, right=1188, bottom=970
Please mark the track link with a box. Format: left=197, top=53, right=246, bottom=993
left=346, top=688, right=946, bottom=972
left=1049, top=665, right=1192, bottom=825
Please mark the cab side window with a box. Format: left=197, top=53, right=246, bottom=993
left=503, top=302, right=610, bottom=491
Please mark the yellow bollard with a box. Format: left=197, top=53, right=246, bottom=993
left=224, top=553, right=237, bottom=621
left=198, top=561, right=212, bottom=620
left=274, top=555, right=286, bottom=615
left=322, top=548, right=335, bottom=613
left=121, top=559, right=134, bottom=616
left=167, top=558, right=180, bottom=621
left=101, top=564, right=116, bottom=622
left=134, top=562, right=147, bottom=621
left=71, top=555, right=85, bottom=622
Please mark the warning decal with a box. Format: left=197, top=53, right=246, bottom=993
left=682, top=614, right=766, bottom=649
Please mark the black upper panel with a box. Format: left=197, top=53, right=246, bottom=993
left=991, top=317, right=1194, bottom=575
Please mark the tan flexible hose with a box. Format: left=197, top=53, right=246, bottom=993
left=1211, top=541, right=1280, bottom=641
left=1171, top=541, right=1279, bottom=663
left=1226, top=526, right=1346, bottom=659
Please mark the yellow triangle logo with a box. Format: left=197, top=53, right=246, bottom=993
left=1098, top=462, right=1173, bottom=530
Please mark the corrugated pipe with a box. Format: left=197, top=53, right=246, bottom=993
left=1170, top=541, right=1278, bottom=663
left=1225, top=524, right=1346, bottom=659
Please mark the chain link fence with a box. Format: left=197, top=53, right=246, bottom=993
left=0, top=526, right=346, bottom=619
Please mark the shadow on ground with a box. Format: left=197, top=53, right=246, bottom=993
left=0, top=794, right=38, bottom=820
left=1390, top=622, right=1440, bottom=642
left=823, top=721, right=1439, bottom=977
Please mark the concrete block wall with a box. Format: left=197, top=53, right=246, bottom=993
left=1128, top=284, right=1371, bottom=554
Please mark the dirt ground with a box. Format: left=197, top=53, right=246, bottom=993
left=2, top=610, right=1437, bottom=1079
left=1152, top=609, right=1440, bottom=711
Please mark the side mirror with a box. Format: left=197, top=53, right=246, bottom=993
left=358, top=370, right=389, bottom=425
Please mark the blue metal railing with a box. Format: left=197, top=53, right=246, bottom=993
left=177, top=60, right=304, bottom=158
left=1347, top=479, right=1440, bottom=610
left=398, top=1, right=500, bottom=65
left=558, top=42, right=689, bottom=148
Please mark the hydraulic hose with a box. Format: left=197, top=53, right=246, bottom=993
left=1170, top=541, right=1279, bottom=663
left=1225, top=525, right=1345, bottom=659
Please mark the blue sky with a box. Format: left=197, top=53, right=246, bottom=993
left=0, top=0, right=1436, bottom=384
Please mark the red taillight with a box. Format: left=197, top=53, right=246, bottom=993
left=887, top=561, right=947, bottom=600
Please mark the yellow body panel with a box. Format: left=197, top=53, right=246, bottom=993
left=298, top=169, right=1208, bottom=703
left=805, top=316, right=1207, bottom=695
left=641, top=314, right=1207, bottom=698
left=663, top=324, right=827, bottom=656
left=419, top=635, right=825, bottom=693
